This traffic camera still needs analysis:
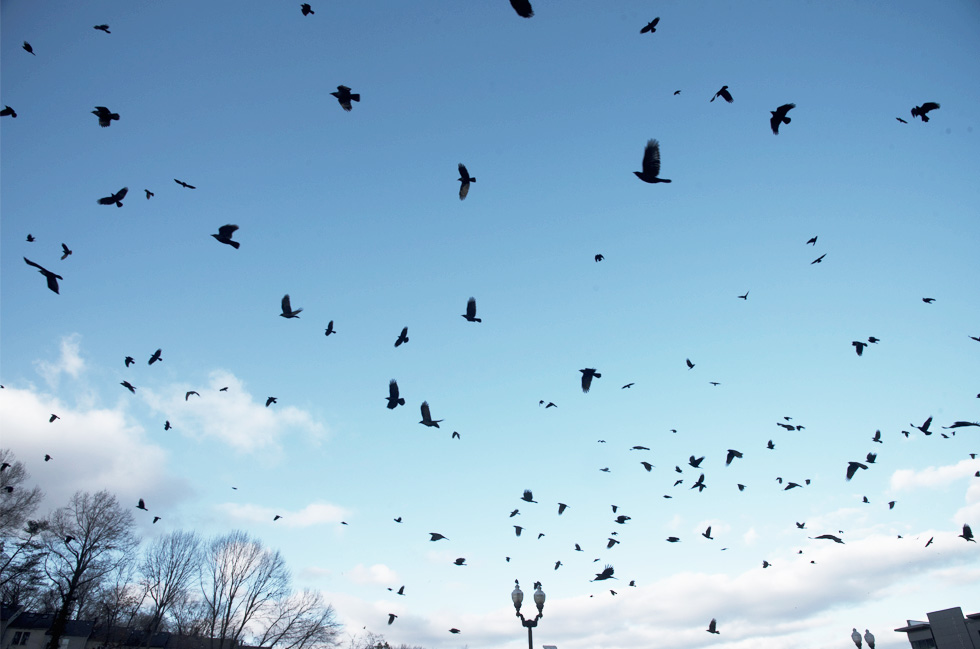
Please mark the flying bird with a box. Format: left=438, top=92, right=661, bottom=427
left=666, top=536, right=680, bottom=543
left=594, top=254, right=604, bottom=262
left=457, top=163, right=475, bottom=200
left=386, top=380, right=405, bottom=409
left=23, top=258, right=63, bottom=294
left=164, top=421, right=171, bottom=431
left=580, top=368, right=601, bottom=392
left=640, top=17, right=660, bottom=33
left=331, top=85, right=360, bottom=111
left=868, top=336, right=880, bottom=343
left=301, top=3, right=314, bottom=15
left=273, top=515, right=282, bottom=521
left=419, top=401, right=443, bottom=427
left=0, top=106, right=16, bottom=118
left=812, top=534, right=844, bottom=544
left=145, top=189, right=154, bottom=199
left=557, top=503, right=568, bottom=514
left=865, top=453, right=877, bottom=464
left=614, top=515, right=631, bottom=524
left=174, top=178, right=196, bottom=189
left=852, top=341, right=867, bottom=356
left=149, top=349, right=162, bottom=365
left=49, top=414, right=59, bottom=423
left=449, top=629, right=460, bottom=635
left=509, top=0, right=533, bottom=17
left=120, top=381, right=136, bottom=393
left=960, top=524, right=975, bottom=542
left=521, top=489, right=537, bottom=503
left=621, top=382, right=634, bottom=389
left=686, top=358, right=695, bottom=370
left=94, top=24, right=111, bottom=33
left=453, top=558, right=466, bottom=566
left=896, top=117, right=908, bottom=123
left=265, top=397, right=277, bottom=407
left=137, top=498, right=148, bottom=510
left=912, top=416, right=933, bottom=435
left=212, top=224, right=240, bottom=248
left=125, top=356, right=135, bottom=367
left=922, top=297, right=935, bottom=304
left=592, top=564, right=615, bottom=581
left=640, top=461, right=653, bottom=472
left=689, top=455, right=705, bottom=468
left=606, top=537, right=619, bottom=548
left=92, top=106, right=119, bottom=127
left=429, top=532, right=448, bottom=541
left=185, top=391, right=200, bottom=401
left=394, top=327, right=409, bottom=347
left=59, top=243, right=72, bottom=260
left=767, top=440, right=775, bottom=449
left=806, top=236, right=818, bottom=245
left=98, top=187, right=128, bottom=207
left=846, top=462, right=868, bottom=480
left=387, top=614, right=397, bottom=625
left=811, top=254, right=826, bottom=264
left=23, top=42, right=36, bottom=55
left=633, top=139, right=671, bottom=183
left=702, top=526, right=714, bottom=540
left=324, top=321, right=336, bottom=336
left=738, top=291, right=749, bottom=300
left=26, top=234, right=34, bottom=241
left=707, top=619, right=720, bottom=634
left=725, top=449, right=743, bottom=466
left=461, top=297, right=481, bottom=322
left=872, top=430, right=882, bottom=443
left=691, top=473, right=706, bottom=492
left=711, top=86, right=733, bottom=103
left=770, top=103, right=795, bottom=134
left=796, top=522, right=806, bottom=529
left=911, top=102, right=940, bottom=122
left=280, top=294, right=302, bottom=318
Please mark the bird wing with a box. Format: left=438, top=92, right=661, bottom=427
left=466, top=297, right=477, bottom=318
left=458, top=163, right=469, bottom=180
left=24, top=257, right=47, bottom=273
left=389, top=380, right=399, bottom=399
left=282, top=294, right=292, bottom=314
left=420, top=401, right=431, bottom=422
left=921, top=102, right=940, bottom=113
left=459, top=181, right=469, bottom=200
left=114, top=187, right=129, bottom=201
left=642, top=139, right=661, bottom=176
left=509, top=0, right=533, bottom=18
left=778, top=103, right=796, bottom=115
left=581, top=371, right=593, bottom=392
left=720, top=87, right=733, bottom=103
left=218, top=224, right=238, bottom=238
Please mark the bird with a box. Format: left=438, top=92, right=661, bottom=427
left=922, top=297, right=935, bottom=304
left=896, top=117, right=908, bottom=123
left=864, top=630, right=876, bottom=649
left=606, top=538, right=619, bottom=548
left=689, top=455, right=705, bottom=468
left=419, top=401, right=443, bottom=427
left=457, top=163, right=475, bottom=200
left=872, top=430, right=882, bottom=443
left=543, top=402, right=556, bottom=408
left=137, top=498, right=148, bottom=511
left=806, top=236, right=818, bottom=245
left=387, top=614, right=397, bottom=625
left=386, top=380, right=405, bottom=410
left=812, top=534, right=844, bottom=544
left=725, top=449, right=743, bottom=466
left=461, top=297, right=481, bottom=322
left=852, top=341, right=867, bottom=356
left=393, top=517, right=402, bottom=523
left=770, top=103, right=795, bottom=134
left=94, top=24, right=111, bottom=33
left=219, top=387, right=229, bottom=391
left=580, top=368, right=601, bottom=393
left=324, top=321, right=336, bottom=336
left=273, top=515, right=282, bottom=521
left=640, top=461, right=653, bottom=472
left=767, top=440, right=775, bottom=450
left=23, top=42, right=36, bottom=55
left=331, top=85, right=360, bottom=112
left=702, top=526, right=713, bottom=540
left=149, top=349, right=162, bottom=365
left=633, top=139, right=671, bottom=183
left=673, top=90, right=681, bottom=95
left=762, top=560, right=770, bottom=568
left=631, top=445, right=650, bottom=451
left=509, top=0, right=533, bottom=18
left=811, top=254, right=826, bottom=264
left=280, top=294, right=302, bottom=318
left=737, top=291, right=749, bottom=300
left=554, top=561, right=562, bottom=570
left=429, top=532, right=448, bottom=541
left=691, top=474, right=706, bottom=492
left=912, top=416, right=933, bottom=435
left=911, top=102, right=940, bottom=122
left=92, top=106, right=119, bottom=127
left=174, top=178, right=196, bottom=189
left=614, top=515, right=631, bottom=524
left=960, top=524, right=975, bottom=542
left=44, top=453, right=53, bottom=461
left=666, top=536, right=680, bottom=543
left=125, top=356, right=135, bottom=367
left=865, top=453, right=877, bottom=464
left=211, top=224, right=240, bottom=248
left=707, top=618, right=720, bottom=634
left=59, top=243, right=72, bottom=260
left=164, top=421, right=171, bottom=431
left=98, top=187, right=129, bottom=207
left=395, top=327, right=409, bottom=347
left=796, top=522, right=806, bottom=529
left=888, top=501, right=896, bottom=509
left=1, top=106, right=17, bottom=118
left=621, top=383, right=634, bottom=389
left=944, top=421, right=980, bottom=429
left=453, top=558, right=466, bottom=566
left=686, top=358, right=695, bottom=370
left=49, top=414, right=59, bottom=423
left=852, top=628, right=862, bottom=649
left=145, top=189, right=154, bottom=199
left=557, top=503, right=568, bottom=514
left=23, top=258, right=63, bottom=294
left=120, top=381, right=136, bottom=393
left=711, top=86, right=733, bottom=103
left=846, top=461, right=868, bottom=481
left=868, top=336, right=880, bottom=343
left=449, top=629, right=460, bottom=635
left=451, top=431, right=460, bottom=439
left=25, top=234, right=34, bottom=241
left=595, top=254, right=604, bottom=262
left=265, top=397, right=277, bottom=407
left=640, top=17, right=660, bottom=33
left=301, top=3, right=314, bottom=15
left=592, top=564, right=615, bottom=581
left=970, top=335, right=980, bottom=343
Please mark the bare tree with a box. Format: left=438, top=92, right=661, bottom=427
left=0, top=449, right=45, bottom=536
left=251, top=589, right=340, bottom=649
left=41, top=490, right=138, bottom=649
left=0, top=449, right=49, bottom=609
left=140, top=531, right=202, bottom=642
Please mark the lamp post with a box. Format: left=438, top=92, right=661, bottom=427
left=511, top=580, right=546, bottom=649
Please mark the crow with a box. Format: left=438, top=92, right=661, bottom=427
left=324, top=321, right=336, bottom=336
left=153, top=516, right=161, bottom=524
left=557, top=502, right=568, bottom=514
left=23, top=258, right=63, bottom=294
left=301, top=3, right=314, bottom=15
left=852, top=341, right=867, bottom=356
left=896, top=117, right=907, bottom=124
left=174, top=178, right=196, bottom=189
left=738, top=291, right=749, bottom=300
left=944, top=421, right=980, bottom=429
left=845, top=461, right=868, bottom=480
left=911, top=102, right=940, bottom=122
left=725, top=449, right=743, bottom=466
left=689, top=455, right=704, bottom=468
left=796, top=522, right=806, bottom=529
left=666, top=537, right=680, bottom=543
left=606, top=538, right=620, bottom=548
left=266, top=397, right=277, bottom=407
left=461, top=297, right=481, bottom=322
left=457, top=163, right=475, bottom=200
left=23, top=42, right=35, bottom=55
left=806, top=236, right=817, bottom=245
left=691, top=473, right=706, bottom=492
left=631, top=445, right=649, bottom=451
left=94, top=24, right=111, bottom=33
left=453, top=558, right=466, bottom=565
left=580, top=368, right=601, bottom=392
left=872, top=429, right=882, bottom=443
left=387, top=614, right=397, bottom=625
left=149, top=349, right=162, bottom=365
left=641, top=461, right=653, bottom=472
left=419, top=401, right=442, bottom=427
left=273, top=515, right=282, bottom=521
left=92, top=106, right=119, bottom=127
left=707, top=619, right=720, bottom=634
left=960, top=524, right=975, bottom=542
left=686, top=358, right=695, bottom=370
left=770, top=103, right=795, bottom=134
left=429, top=532, right=448, bottom=541
left=622, top=382, right=634, bottom=389
left=633, top=139, right=671, bottom=183
left=811, top=253, right=826, bottom=264
left=331, top=85, right=360, bottom=111
left=60, top=243, right=72, bottom=260
left=212, top=224, right=240, bottom=248
left=185, top=391, right=199, bottom=400
left=521, top=489, right=537, bottom=503
left=145, top=189, right=154, bottom=199
left=640, top=17, right=660, bottom=33
left=702, top=526, right=713, bottom=540
left=711, top=86, right=733, bottom=103
left=767, top=440, right=775, bottom=449
left=865, top=453, right=877, bottom=464
left=395, top=327, right=409, bottom=347
left=386, top=380, right=405, bottom=409
left=868, top=336, right=880, bottom=343
left=449, top=629, right=461, bottom=635
left=26, top=234, right=34, bottom=241
left=280, top=294, right=302, bottom=318
left=49, top=415, right=59, bottom=423
left=592, top=564, right=615, bottom=581
left=922, top=297, right=935, bottom=304
left=614, top=515, right=631, bottom=524
left=164, top=421, right=171, bottom=430
left=125, top=356, right=135, bottom=367
left=0, top=106, right=16, bottom=118
left=912, top=416, right=933, bottom=435
left=509, top=0, right=533, bottom=18
left=813, top=534, right=844, bottom=544
left=137, top=498, right=148, bottom=510
left=98, top=187, right=128, bottom=207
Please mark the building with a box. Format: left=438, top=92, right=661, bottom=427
left=895, top=607, right=980, bottom=649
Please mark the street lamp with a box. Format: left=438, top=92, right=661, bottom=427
left=511, top=580, right=546, bottom=649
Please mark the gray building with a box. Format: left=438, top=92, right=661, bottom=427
left=895, top=607, right=980, bottom=649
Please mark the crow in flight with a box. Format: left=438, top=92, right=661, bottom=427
left=174, top=178, right=196, bottom=189
left=331, top=85, right=360, bottom=111
left=579, top=368, right=601, bottom=393
left=212, top=224, right=240, bottom=248
left=185, top=391, right=199, bottom=401
left=395, top=327, right=409, bottom=347
left=387, top=614, right=397, bottom=625
left=453, top=558, right=466, bottom=565
left=280, top=294, right=302, bottom=318
left=641, top=461, right=653, bottom=472
left=811, top=254, right=826, bottom=264
left=145, top=189, right=154, bottom=199
left=806, top=236, right=817, bottom=245
left=386, top=380, right=405, bottom=409
left=94, top=25, right=111, bottom=33
left=429, top=532, right=448, bottom=541
left=125, top=356, right=134, bottom=367
left=922, top=297, right=935, bottom=304
left=60, top=243, right=72, bottom=260
left=770, top=103, right=795, bottom=134
left=457, top=163, right=475, bottom=200
left=702, top=526, right=713, bottom=540
left=557, top=502, right=568, bottom=514
left=592, top=564, right=615, bottom=581
left=707, top=619, right=720, bottom=634
left=911, top=102, right=940, bottom=122
left=865, top=453, right=876, bottom=464
left=1, top=106, right=17, bottom=118
left=640, top=17, right=660, bottom=33
left=738, top=291, right=749, bottom=300
left=767, top=439, right=775, bottom=449
left=48, top=415, right=59, bottom=423
left=266, top=397, right=277, bottom=407
left=98, top=187, right=128, bottom=207
left=26, top=235, right=34, bottom=242
left=813, top=534, right=844, bottom=544
left=725, top=449, right=743, bottom=466
left=461, top=297, right=481, bottom=322
left=622, top=382, right=634, bottom=389
left=912, top=416, right=933, bottom=435
left=419, top=401, right=442, bottom=427
left=23, top=42, right=36, bottom=55
left=689, top=455, right=704, bottom=468
left=633, top=139, right=671, bottom=183
left=92, top=106, right=119, bottom=127
left=686, top=358, right=695, bottom=369
left=846, top=461, right=868, bottom=480
left=23, top=258, right=63, bottom=294
left=711, top=86, right=733, bottom=103
left=301, top=4, right=314, bottom=15
left=852, top=341, right=867, bottom=356
left=324, top=321, right=336, bottom=336
left=137, top=498, right=148, bottom=510
left=509, top=0, right=533, bottom=18
left=691, top=473, right=706, bottom=492
left=595, top=254, right=604, bottom=262
left=149, top=349, right=162, bottom=365
left=872, top=429, right=882, bottom=443
left=521, top=489, right=537, bottom=503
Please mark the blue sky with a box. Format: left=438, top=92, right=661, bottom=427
left=2, top=1, right=979, bottom=648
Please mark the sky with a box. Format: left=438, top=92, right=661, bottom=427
left=2, top=1, right=979, bottom=648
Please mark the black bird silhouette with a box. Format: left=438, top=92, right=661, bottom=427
left=702, top=526, right=714, bottom=540
left=614, top=515, right=631, bottom=524
left=811, top=253, right=826, bottom=264
left=888, top=501, right=896, bottom=509
left=689, top=455, right=705, bottom=468
left=711, top=86, right=733, bottom=103
left=457, top=163, right=475, bottom=200
left=640, top=461, right=653, bottom=472
left=185, top=391, right=199, bottom=401
left=872, top=430, right=882, bottom=443
left=510, top=509, right=520, bottom=517
left=960, top=524, right=975, bottom=542
left=796, top=522, right=806, bottom=529
left=266, top=397, right=277, bottom=407
left=212, top=224, right=240, bottom=248
left=579, top=368, right=601, bottom=392
left=451, top=431, right=460, bottom=439
left=514, top=525, right=523, bottom=536
left=770, top=103, right=795, bottom=134
left=273, top=515, right=282, bottom=521
left=762, top=560, right=770, bottom=568
left=453, top=558, right=466, bottom=566
left=606, top=538, right=620, bottom=548
left=419, top=401, right=442, bottom=427
left=125, top=356, right=134, bottom=367
left=622, top=382, right=634, bottom=389
left=49, top=414, right=59, bottom=423
left=331, top=85, right=360, bottom=111
left=812, top=534, right=844, bottom=544
left=386, top=380, right=405, bottom=409
left=145, top=189, right=154, bottom=199
left=686, top=358, right=695, bottom=370
left=595, top=254, right=604, bottom=262
left=911, top=102, right=940, bottom=122
left=324, top=321, right=336, bottom=336
left=94, top=24, right=111, bottom=33
left=922, top=297, right=935, bottom=304
left=137, top=498, right=148, bottom=510
left=429, top=532, right=448, bottom=541
left=691, top=473, right=706, bottom=492
left=26, top=234, right=34, bottom=241
left=174, top=178, right=196, bottom=189
left=738, top=291, right=749, bottom=300
left=896, top=117, right=908, bottom=124
left=640, top=17, right=660, bottom=33
left=280, top=294, right=302, bottom=318
left=1, top=106, right=17, bottom=118
left=557, top=502, right=568, bottom=514
left=852, top=341, right=867, bottom=356
left=394, top=327, right=409, bottom=347
left=944, top=421, right=980, bottom=429
left=509, top=0, right=533, bottom=18
left=461, top=297, right=481, bottom=322
left=149, top=349, right=162, bottom=365
left=634, top=139, right=671, bottom=183
left=449, top=629, right=460, bottom=635
left=60, top=243, right=72, bottom=260
left=806, top=236, right=818, bottom=245
left=164, top=421, right=171, bottom=431
left=725, top=449, right=743, bottom=466
left=767, top=439, right=775, bottom=449
left=301, top=3, right=314, bottom=15
left=865, top=453, right=877, bottom=464
left=666, top=536, right=680, bottom=543
left=707, top=619, right=720, bottom=634
left=912, top=416, right=933, bottom=435
left=23, top=42, right=36, bottom=55
left=121, top=381, right=136, bottom=393
left=92, top=106, right=119, bottom=127
left=592, top=564, right=616, bottom=581
left=23, top=258, right=63, bottom=294
left=98, top=187, right=128, bottom=207
left=969, top=335, right=980, bottom=343
left=387, top=614, right=397, bottom=625
left=631, top=445, right=650, bottom=451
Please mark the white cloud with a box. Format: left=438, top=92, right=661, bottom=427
left=216, top=500, right=348, bottom=528
left=34, top=333, right=85, bottom=388
left=890, top=458, right=979, bottom=491
left=348, top=563, right=400, bottom=586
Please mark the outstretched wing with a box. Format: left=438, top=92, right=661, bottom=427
left=642, top=139, right=661, bottom=177
left=217, top=224, right=239, bottom=238
left=466, top=297, right=477, bottom=319
left=509, top=0, right=533, bottom=18
left=281, top=294, right=292, bottom=314
left=114, top=187, right=129, bottom=201
left=389, top=380, right=399, bottom=399
left=420, top=401, right=431, bottom=422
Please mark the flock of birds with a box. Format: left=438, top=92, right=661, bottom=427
left=4, top=1, right=977, bottom=646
